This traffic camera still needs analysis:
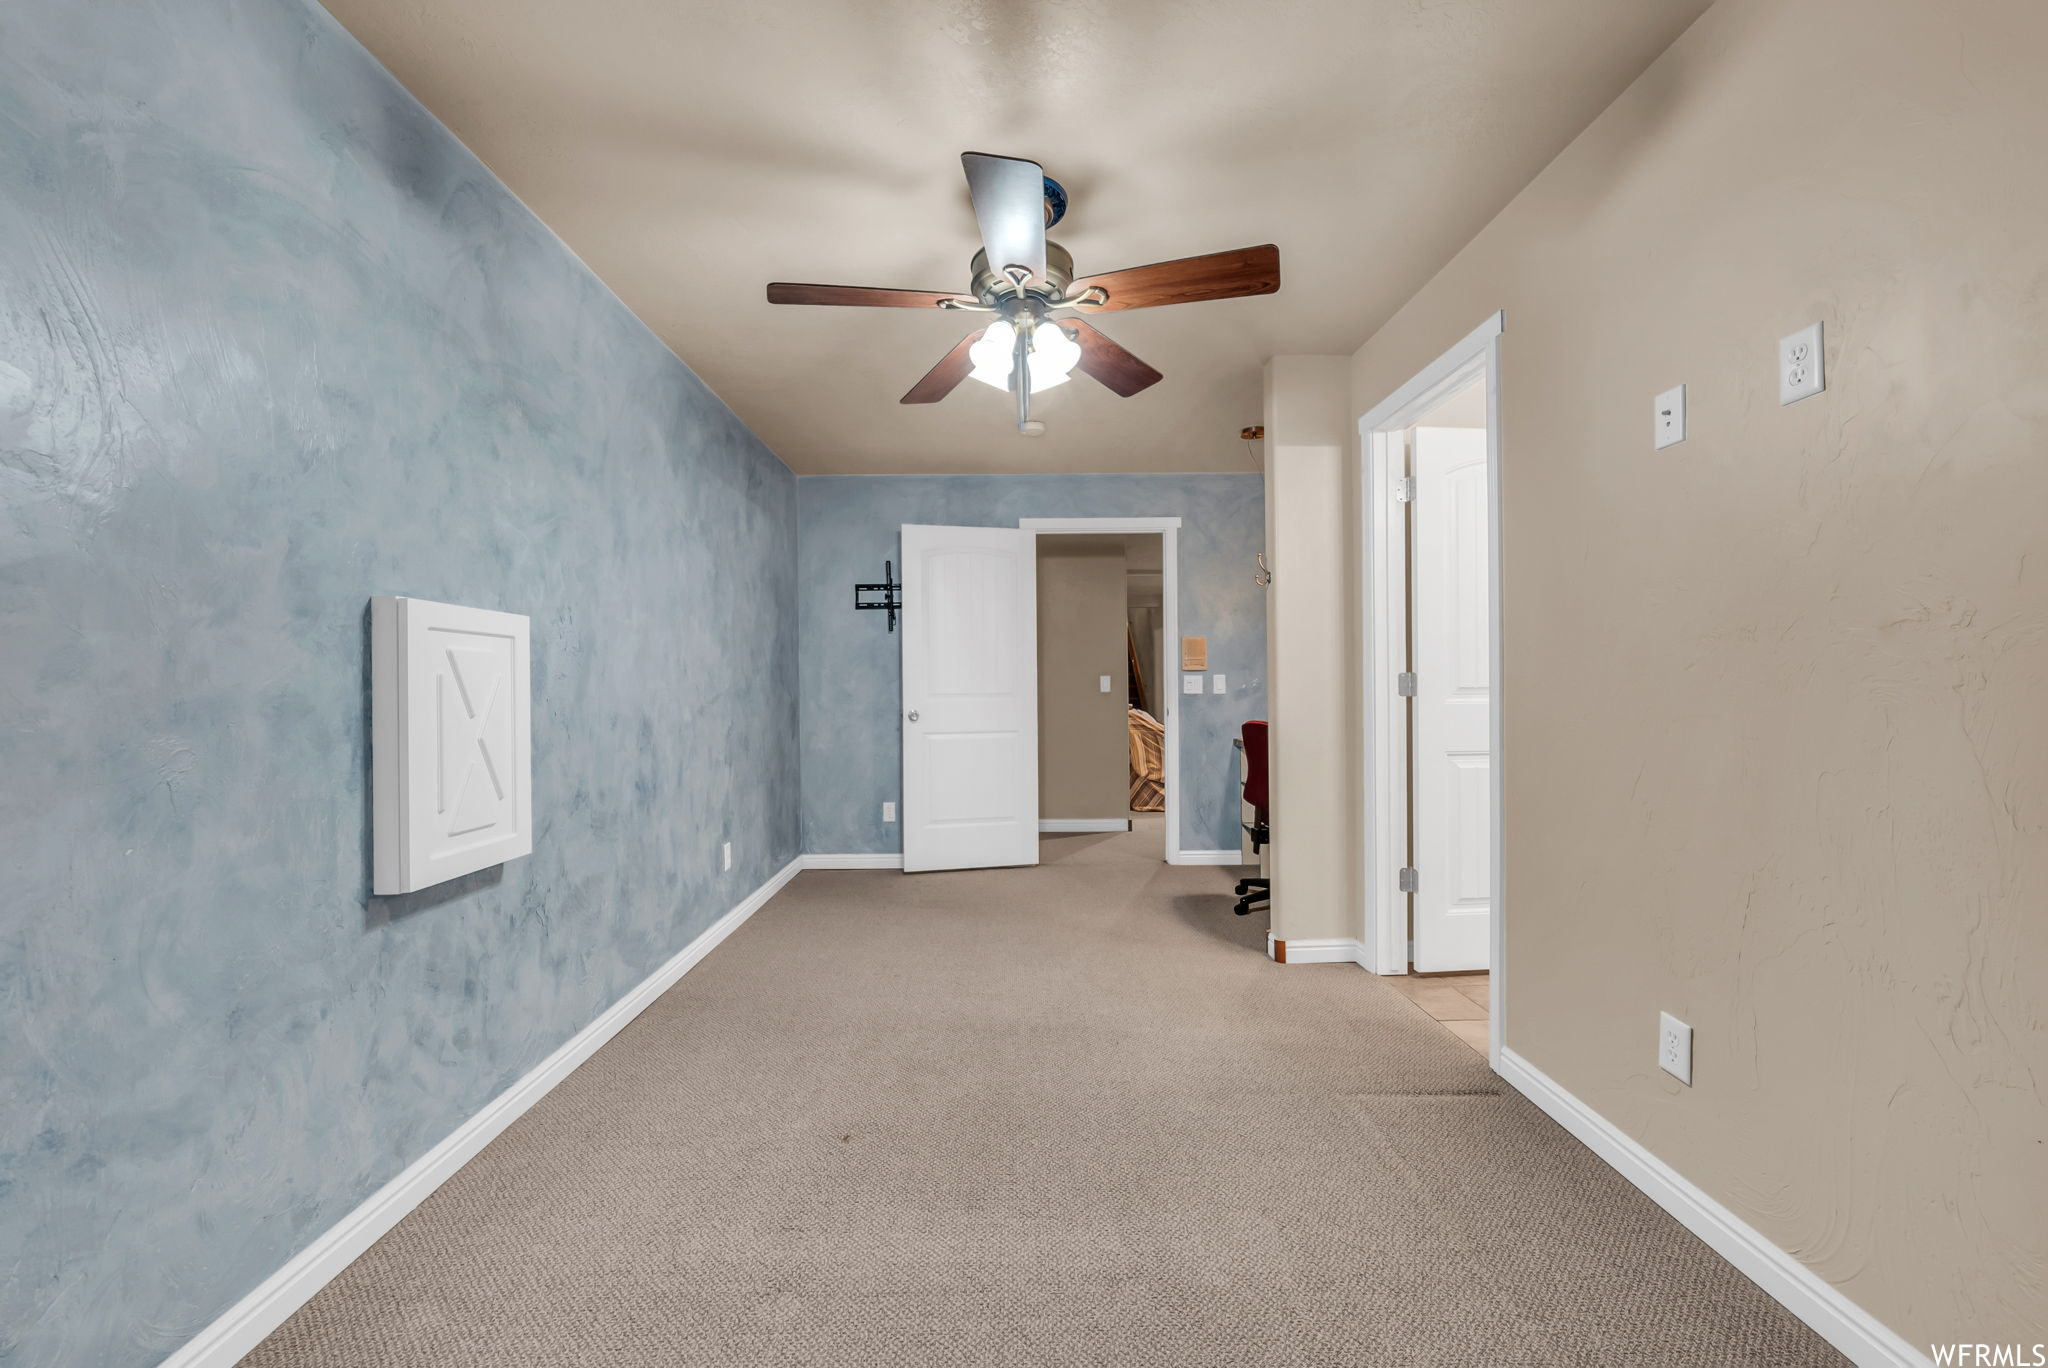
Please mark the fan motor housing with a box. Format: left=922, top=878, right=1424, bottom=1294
left=969, top=242, right=1075, bottom=306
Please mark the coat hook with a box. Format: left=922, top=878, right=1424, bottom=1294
left=1254, top=552, right=1272, bottom=588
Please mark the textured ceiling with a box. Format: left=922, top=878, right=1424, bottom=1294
left=319, top=0, right=1710, bottom=474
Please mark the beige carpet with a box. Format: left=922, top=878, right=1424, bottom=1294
left=243, top=821, right=1843, bottom=1366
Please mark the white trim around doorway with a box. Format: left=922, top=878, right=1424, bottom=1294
left=1355, top=310, right=1504, bottom=1065
left=1018, top=516, right=1183, bottom=863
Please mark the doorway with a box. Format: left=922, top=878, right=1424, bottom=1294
left=896, top=516, right=1183, bottom=873
left=1021, top=517, right=1181, bottom=865
left=1358, top=313, right=1504, bottom=1063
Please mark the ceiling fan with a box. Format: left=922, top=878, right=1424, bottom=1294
left=766, top=152, right=1280, bottom=435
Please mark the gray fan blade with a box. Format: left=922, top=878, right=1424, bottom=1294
left=962, top=151, right=1047, bottom=286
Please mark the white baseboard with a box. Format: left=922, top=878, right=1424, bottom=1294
left=1172, top=848, right=1247, bottom=865
left=158, top=855, right=804, bottom=1368
left=1496, top=1048, right=1927, bottom=1368
left=1038, top=818, right=1131, bottom=833
left=801, top=852, right=903, bottom=869
left=1266, top=933, right=1369, bottom=965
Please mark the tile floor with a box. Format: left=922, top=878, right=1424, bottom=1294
left=1381, top=971, right=1490, bottom=1054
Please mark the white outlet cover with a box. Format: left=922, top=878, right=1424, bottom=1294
left=1182, top=674, right=1203, bottom=695
left=1099, top=674, right=1113, bottom=693
left=882, top=801, right=896, bottom=823
left=1780, top=321, right=1825, bottom=405
left=721, top=841, right=733, bottom=872
left=1211, top=673, right=1227, bottom=694
left=1658, top=1011, right=1694, bottom=1086
left=1654, top=384, right=1686, bottom=450
left=372, top=596, right=533, bottom=895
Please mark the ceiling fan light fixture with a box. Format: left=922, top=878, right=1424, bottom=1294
left=769, top=152, right=1274, bottom=418
left=1031, top=321, right=1081, bottom=386
left=967, top=320, right=1017, bottom=389
left=967, top=319, right=1080, bottom=394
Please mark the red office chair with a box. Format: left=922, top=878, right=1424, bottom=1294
left=1235, top=720, right=1269, bottom=916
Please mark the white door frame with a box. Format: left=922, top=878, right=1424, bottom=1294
left=1356, top=310, right=1505, bottom=1065
left=1018, top=516, right=1181, bottom=863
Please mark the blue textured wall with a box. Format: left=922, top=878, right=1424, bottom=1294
left=0, top=4, right=800, bottom=1365
left=797, top=475, right=1267, bottom=855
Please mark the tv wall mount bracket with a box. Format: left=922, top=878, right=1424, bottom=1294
left=855, top=560, right=902, bottom=632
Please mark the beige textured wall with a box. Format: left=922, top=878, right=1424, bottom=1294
left=1262, top=356, right=1357, bottom=941
left=1336, top=0, right=2046, bottom=1346
left=1037, top=537, right=1131, bottom=821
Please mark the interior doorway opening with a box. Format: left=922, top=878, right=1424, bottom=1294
left=1358, top=312, right=1504, bottom=1064
left=894, top=516, right=1183, bottom=872
left=1032, top=533, right=1169, bottom=849
left=1021, top=517, right=1181, bottom=865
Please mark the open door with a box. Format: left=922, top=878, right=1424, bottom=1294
left=1411, top=428, right=1492, bottom=971
left=900, top=524, right=1039, bottom=873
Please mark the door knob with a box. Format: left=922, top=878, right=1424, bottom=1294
left=907, top=710, right=920, bottom=722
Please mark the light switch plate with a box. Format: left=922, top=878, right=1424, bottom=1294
left=1780, top=322, right=1824, bottom=405
left=721, top=841, right=733, bottom=872
left=1099, top=675, right=1113, bottom=693
left=882, top=801, right=896, bottom=823
left=371, top=596, right=533, bottom=895
left=1654, top=384, right=1686, bottom=449
left=1182, top=674, right=1203, bottom=695
left=1211, top=673, right=1227, bottom=694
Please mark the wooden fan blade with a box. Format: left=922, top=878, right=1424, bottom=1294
left=1067, top=244, right=1280, bottom=312
left=901, top=328, right=989, bottom=404
left=767, top=283, right=967, bottom=308
left=1066, top=319, right=1163, bottom=397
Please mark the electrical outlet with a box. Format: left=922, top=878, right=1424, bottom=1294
left=882, top=801, right=896, bottom=823
left=1654, top=384, right=1686, bottom=450
left=720, top=840, right=733, bottom=873
left=1779, top=322, right=1824, bottom=405
left=1658, top=1012, right=1693, bottom=1085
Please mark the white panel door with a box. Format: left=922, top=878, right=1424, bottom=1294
left=1412, top=428, right=1492, bottom=972
left=900, top=525, right=1039, bottom=873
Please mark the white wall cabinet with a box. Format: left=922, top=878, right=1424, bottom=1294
left=371, top=596, right=533, bottom=894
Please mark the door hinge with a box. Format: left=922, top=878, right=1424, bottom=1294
left=1398, top=867, right=1419, bottom=893
left=1395, top=476, right=1416, bottom=503
left=1396, top=671, right=1417, bottom=697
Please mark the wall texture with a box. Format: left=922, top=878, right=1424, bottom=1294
left=798, top=475, right=1266, bottom=855
left=1036, top=537, right=1131, bottom=822
left=1261, top=358, right=1358, bottom=943
left=0, top=4, right=800, bottom=1366
left=1333, top=0, right=2047, bottom=1347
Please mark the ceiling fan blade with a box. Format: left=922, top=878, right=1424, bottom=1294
left=766, top=283, right=968, bottom=308
left=1067, top=244, right=1280, bottom=312
left=1066, top=319, right=1163, bottom=397
left=961, top=152, right=1047, bottom=286
left=901, top=328, right=989, bottom=404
